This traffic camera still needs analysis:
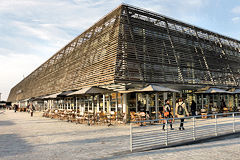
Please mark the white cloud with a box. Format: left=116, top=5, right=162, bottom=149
left=232, top=17, right=240, bottom=23
left=0, top=53, right=45, bottom=101
left=232, top=6, right=240, bottom=14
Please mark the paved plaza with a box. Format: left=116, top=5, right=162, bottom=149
left=0, top=110, right=240, bottom=160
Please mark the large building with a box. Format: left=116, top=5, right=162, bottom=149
left=7, top=4, right=240, bottom=120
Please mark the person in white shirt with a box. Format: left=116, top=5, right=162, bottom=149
left=175, top=98, right=189, bottom=130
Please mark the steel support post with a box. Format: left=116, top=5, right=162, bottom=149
left=165, top=120, right=168, bottom=146
left=233, top=113, right=235, bottom=133
left=130, top=123, right=133, bottom=152
left=193, top=117, right=196, bottom=140
left=215, top=114, right=218, bottom=136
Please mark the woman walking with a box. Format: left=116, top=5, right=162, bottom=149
left=162, top=99, right=174, bottom=130
left=175, top=98, right=189, bottom=130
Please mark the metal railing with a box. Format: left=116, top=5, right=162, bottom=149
left=129, top=112, right=240, bottom=152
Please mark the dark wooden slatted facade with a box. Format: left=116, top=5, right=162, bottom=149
left=8, top=4, right=240, bottom=102
left=116, top=5, right=240, bottom=87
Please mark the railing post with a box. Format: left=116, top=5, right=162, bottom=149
left=215, top=114, right=218, bottom=136
left=233, top=113, right=235, bottom=133
left=165, top=119, right=168, bottom=146
left=130, top=123, right=133, bottom=152
left=193, top=117, right=196, bottom=140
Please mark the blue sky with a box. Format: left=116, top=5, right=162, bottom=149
left=0, top=0, right=240, bottom=101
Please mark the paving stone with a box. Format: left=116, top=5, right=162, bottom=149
left=0, top=110, right=239, bottom=160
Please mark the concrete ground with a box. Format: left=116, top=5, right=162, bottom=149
left=0, top=110, right=240, bottom=160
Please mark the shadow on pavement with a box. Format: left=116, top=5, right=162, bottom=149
left=36, top=134, right=129, bottom=147
left=0, top=121, right=15, bottom=126
left=96, top=132, right=240, bottom=160
left=0, top=134, right=32, bottom=158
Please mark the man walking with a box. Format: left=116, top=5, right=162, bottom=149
left=29, top=103, right=35, bottom=117
left=190, top=100, right=196, bottom=116
left=175, top=98, right=189, bottom=130
left=14, top=104, right=18, bottom=112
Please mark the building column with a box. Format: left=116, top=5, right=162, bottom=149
left=92, top=96, right=95, bottom=114
left=227, top=94, right=230, bottom=110
left=83, top=99, right=86, bottom=114
left=87, top=99, right=90, bottom=112
left=155, top=93, right=159, bottom=119
left=123, top=93, right=128, bottom=122
left=108, top=94, right=111, bottom=113
left=213, top=94, right=215, bottom=108
left=236, top=95, right=239, bottom=108
left=207, top=95, right=210, bottom=112
left=49, top=100, right=51, bottom=109
left=201, top=94, right=204, bottom=109
left=173, top=92, right=176, bottom=116
left=146, top=94, right=149, bottom=111
left=97, top=95, right=100, bottom=113
left=115, top=93, right=118, bottom=112
left=163, top=92, right=167, bottom=105
left=136, top=93, right=138, bottom=112
left=80, top=98, right=83, bottom=113
left=103, top=94, right=106, bottom=113
left=76, top=97, right=78, bottom=111
left=67, top=99, right=69, bottom=109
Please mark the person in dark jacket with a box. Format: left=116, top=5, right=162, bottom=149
left=190, top=100, right=196, bottom=116
left=14, top=104, right=18, bottom=112
left=220, top=99, right=226, bottom=113
left=138, top=101, right=146, bottom=112
left=29, top=103, right=35, bottom=117
left=162, top=99, right=174, bottom=130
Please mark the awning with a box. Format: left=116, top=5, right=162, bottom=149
left=136, top=84, right=180, bottom=92
left=42, top=92, right=62, bottom=99
left=57, top=90, right=76, bottom=97
left=233, top=89, right=240, bottom=94
left=67, top=87, right=113, bottom=96
left=118, top=90, right=138, bottom=93
left=20, top=98, right=30, bottom=102
left=195, top=87, right=231, bottom=94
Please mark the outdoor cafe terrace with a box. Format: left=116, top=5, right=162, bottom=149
left=13, top=85, right=240, bottom=125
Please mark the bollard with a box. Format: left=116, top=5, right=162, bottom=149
left=215, top=114, right=218, bottom=136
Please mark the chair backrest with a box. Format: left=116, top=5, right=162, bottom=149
left=99, top=112, right=105, bottom=118
left=130, top=112, right=135, bottom=119
left=110, top=111, right=115, bottom=115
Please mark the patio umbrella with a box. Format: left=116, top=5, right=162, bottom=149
left=233, top=89, right=240, bottom=94
left=42, top=92, right=62, bottom=99
left=57, top=90, right=76, bottom=97
left=136, top=84, right=179, bottom=119
left=137, top=84, right=180, bottom=92
left=67, top=86, right=114, bottom=125
left=195, top=87, right=231, bottom=94
left=67, top=86, right=113, bottom=96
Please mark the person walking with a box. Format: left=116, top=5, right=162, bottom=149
left=190, top=100, right=196, bottom=116
left=29, top=103, right=35, bottom=117
left=14, top=104, right=18, bottom=112
left=220, top=99, right=226, bottom=113
left=175, top=98, right=189, bottom=130
left=162, top=99, right=174, bottom=130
